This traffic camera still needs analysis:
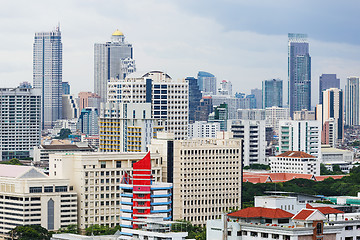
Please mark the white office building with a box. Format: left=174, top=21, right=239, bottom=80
left=265, top=106, right=290, bottom=135
left=107, top=71, right=188, bottom=140
left=188, top=121, right=220, bottom=139
left=278, top=120, right=321, bottom=158
left=0, top=87, right=41, bottom=160
left=230, top=119, right=267, bottom=165
left=237, top=109, right=266, bottom=120
left=62, top=95, right=79, bottom=120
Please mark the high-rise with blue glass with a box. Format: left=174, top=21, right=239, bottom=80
left=262, top=79, right=283, bottom=108
left=288, top=33, right=311, bottom=117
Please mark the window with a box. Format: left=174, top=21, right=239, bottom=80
left=29, top=187, right=42, bottom=193
left=316, top=222, right=322, bottom=235
left=237, top=231, right=241, bottom=236
left=47, top=199, right=54, bottom=230
left=272, top=234, right=279, bottom=239
left=44, top=186, right=53, bottom=193
left=345, top=226, right=353, bottom=230
left=116, top=161, right=121, bottom=168
left=227, top=231, right=231, bottom=236
left=250, top=232, right=258, bottom=237
left=100, top=161, right=106, bottom=168
left=55, top=186, right=68, bottom=192
left=242, top=231, right=247, bottom=236
left=261, top=233, right=268, bottom=238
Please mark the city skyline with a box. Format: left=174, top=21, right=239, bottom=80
left=0, top=1, right=359, bottom=107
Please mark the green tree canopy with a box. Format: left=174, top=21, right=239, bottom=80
left=56, top=128, right=72, bottom=139
left=9, top=225, right=50, bottom=240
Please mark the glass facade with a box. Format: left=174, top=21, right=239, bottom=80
left=262, top=79, right=283, bottom=108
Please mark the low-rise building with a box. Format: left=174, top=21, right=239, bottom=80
left=320, top=145, right=354, bottom=173
left=0, top=165, right=77, bottom=239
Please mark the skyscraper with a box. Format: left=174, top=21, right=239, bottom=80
left=185, top=77, right=202, bottom=123
left=251, top=88, right=262, bottom=109
left=345, top=77, right=360, bottom=126
left=94, top=30, right=135, bottom=103
left=62, top=82, right=70, bottom=95
left=319, top=74, right=340, bottom=104
left=197, top=71, right=216, bottom=95
left=33, top=26, right=62, bottom=130
left=262, top=79, right=283, bottom=108
left=288, top=33, right=311, bottom=117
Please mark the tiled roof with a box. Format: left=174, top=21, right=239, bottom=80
left=292, top=209, right=316, bottom=220
left=276, top=151, right=316, bottom=158
left=228, top=207, right=294, bottom=219
left=306, top=204, right=344, bottom=214
left=242, top=171, right=315, bottom=183
left=41, top=144, right=92, bottom=150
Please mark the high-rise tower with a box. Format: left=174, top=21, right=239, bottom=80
left=288, top=33, right=311, bottom=117
left=345, top=77, right=360, bottom=126
left=33, top=26, right=62, bottom=130
left=94, top=30, right=135, bottom=103
left=262, top=79, right=283, bottom=108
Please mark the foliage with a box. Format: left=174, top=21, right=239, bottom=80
left=0, top=158, right=23, bottom=165
left=172, top=220, right=206, bottom=240
left=320, top=163, right=343, bottom=175
left=55, top=128, right=72, bottom=139
left=351, top=140, right=360, bottom=147
left=85, top=225, right=121, bottom=236
left=58, top=224, right=78, bottom=234
left=9, top=225, right=51, bottom=240
left=243, top=164, right=270, bottom=170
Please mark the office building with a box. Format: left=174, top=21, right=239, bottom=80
left=278, top=120, right=321, bottom=158
left=77, top=108, right=99, bottom=136
left=62, top=95, right=79, bottom=119
left=269, top=151, right=320, bottom=176
left=188, top=121, right=220, bottom=139
left=149, top=132, right=242, bottom=226
left=320, top=145, right=354, bottom=173
left=211, top=95, right=241, bottom=119
left=319, top=74, right=340, bottom=104
left=288, top=33, right=311, bottom=117
left=185, top=77, right=202, bottom=124
left=230, top=119, right=267, bottom=165
left=197, top=71, right=216, bottom=95
left=94, top=30, right=135, bottom=103
left=49, top=152, right=164, bottom=231
left=208, top=103, right=228, bottom=131
left=237, top=109, right=265, bottom=120
left=251, top=88, right=262, bottom=109
left=194, top=96, right=213, bottom=122
left=78, top=92, right=101, bottom=112
left=107, top=71, right=188, bottom=140
left=345, top=76, right=360, bottom=126
left=262, top=79, right=283, bottom=108
left=0, top=165, right=77, bottom=238
left=316, top=88, right=344, bottom=146
left=0, top=87, right=41, bottom=160
left=218, top=80, right=232, bottom=95
left=265, top=107, right=290, bottom=135
left=293, top=109, right=315, bottom=120
left=99, top=102, right=157, bottom=153
left=33, top=26, right=63, bottom=130
left=238, top=94, right=257, bottom=109
left=62, top=82, right=70, bottom=95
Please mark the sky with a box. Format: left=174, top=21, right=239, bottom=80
left=0, top=0, right=360, bottom=107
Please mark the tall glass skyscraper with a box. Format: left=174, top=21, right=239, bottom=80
left=345, top=77, right=360, bottom=126
left=197, top=71, right=217, bottom=95
left=319, top=74, right=340, bottom=104
left=94, top=30, right=135, bottom=103
left=262, top=79, right=283, bottom=108
left=288, top=33, right=311, bottom=117
left=33, top=26, right=62, bottom=130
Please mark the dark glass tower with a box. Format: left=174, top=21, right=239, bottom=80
left=319, top=74, right=340, bottom=104
left=262, top=79, right=283, bottom=108
left=185, top=77, right=202, bottom=123
left=288, top=33, right=311, bottom=117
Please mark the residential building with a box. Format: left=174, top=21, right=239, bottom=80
left=262, top=79, right=283, bottom=108
left=188, top=121, right=220, bottom=139
left=237, top=109, right=265, bottom=120
left=293, top=109, right=316, bottom=120
left=185, top=77, right=202, bottom=124
left=218, top=80, right=232, bottom=95
left=345, top=76, right=360, bottom=126
left=0, top=87, right=41, bottom=160
left=197, top=71, right=216, bottom=95
left=230, top=119, right=267, bottom=165
left=77, top=107, right=99, bottom=136
left=49, top=152, right=164, bottom=231
left=107, top=71, right=188, bottom=140
left=288, top=33, right=311, bottom=117
left=316, top=88, right=344, bottom=146
left=78, top=92, right=101, bottom=112
left=33, top=26, right=62, bottom=129
left=149, top=132, right=242, bottom=226
left=94, top=30, right=135, bottom=103
left=278, top=120, right=321, bottom=157
left=99, top=102, right=156, bottom=153
left=269, top=151, right=320, bottom=176
left=265, top=106, right=290, bottom=135
left=194, top=96, right=213, bottom=121
left=62, top=95, right=79, bottom=119
left=62, top=82, right=70, bottom=95
left=208, top=103, right=228, bottom=131
left=0, top=165, right=77, bottom=238
left=319, top=74, right=340, bottom=104
left=251, top=88, right=262, bottom=109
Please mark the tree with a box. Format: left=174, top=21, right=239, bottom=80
left=58, top=224, right=78, bottom=234
left=9, top=225, right=50, bottom=240
left=56, top=128, right=72, bottom=139
left=172, top=220, right=206, bottom=240
left=85, top=225, right=120, bottom=236
left=0, top=158, right=23, bottom=165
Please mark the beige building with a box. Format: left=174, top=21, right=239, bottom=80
left=0, top=165, right=77, bottom=239
left=49, top=152, right=165, bottom=231
left=149, top=132, right=242, bottom=226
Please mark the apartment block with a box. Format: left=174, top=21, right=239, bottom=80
left=265, top=107, right=290, bottom=135
left=0, top=165, right=77, bottom=239
left=188, top=121, right=220, bottom=139
left=149, top=132, right=242, bottom=226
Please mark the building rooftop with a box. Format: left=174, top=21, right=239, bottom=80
left=0, top=165, right=47, bottom=179
left=277, top=151, right=316, bottom=158
left=228, top=207, right=294, bottom=219
left=41, top=144, right=93, bottom=150
left=292, top=209, right=326, bottom=221
left=306, top=203, right=344, bottom=215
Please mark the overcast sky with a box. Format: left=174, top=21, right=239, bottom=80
left=0, top=0, right=359, bottom=106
